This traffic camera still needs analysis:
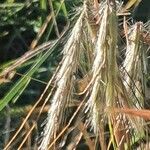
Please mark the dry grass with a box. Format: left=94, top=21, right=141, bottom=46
left=2, top=0, right=150, bottom=149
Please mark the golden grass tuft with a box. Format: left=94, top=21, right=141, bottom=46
left=3, top=0, right=150, bottom=149
left=39, top=7, right=87, bottom=150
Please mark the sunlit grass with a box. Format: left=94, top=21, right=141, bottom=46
left=0, top=0, right=150, bottom=149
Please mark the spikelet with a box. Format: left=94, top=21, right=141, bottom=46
left=85, top=0, right=100, bottom=42
left=85, top=3, right=108, bottom=134
left=123, top=23, right=145, bottom=108
left=122, top=22, right=146, bottom=141
left=39, top=8, right=86, bottom=150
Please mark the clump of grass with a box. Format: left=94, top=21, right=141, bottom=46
left=1, top=0, right=150, bottom=149
left=84, top=2, right=143, bottom=149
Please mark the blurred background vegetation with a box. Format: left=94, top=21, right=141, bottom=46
left=0, top=0, right=75, bottom=148
left=0, top=0, right=80, bottom=103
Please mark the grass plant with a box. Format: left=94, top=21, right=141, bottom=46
left=0, top=0, right=150, bottom=149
